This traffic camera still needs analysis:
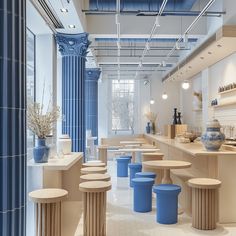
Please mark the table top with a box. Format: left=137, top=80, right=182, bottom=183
left=82, top=162, right=106, bottom=167
left=117, top=148, right=159, bottom=152
left=120, top=141, right=145, bottom=145
left=143, top=160, right=192, bottom=169
left=27, top=152, right=83, bottom=171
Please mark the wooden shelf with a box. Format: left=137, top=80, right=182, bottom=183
left=219, top=87, right=236, bottom=95
left=211, top=101, right=236, bottom=108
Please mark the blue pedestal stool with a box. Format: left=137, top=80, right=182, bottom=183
left=153, top=184, right=181, bottom=224
left=132, top=178, right=155, bottom=212
left=116, top=157, right=131, bottom=177
left=120, top=155, right=132, bottom=163
left=128, top=163, right=142, bottom=187
left=135, top=172, right=156, bottom=180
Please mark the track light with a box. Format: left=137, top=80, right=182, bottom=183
left=176, top=41, right=180, bottom=50
left=138, top=62, right=142, bottom=68
left=60, top=8, right=68, bottom=13
left=146, top=43, right=150, bottom=51
left=155, top=16, right=160, bottom=27
left=182, top=80, right=190, bottom=90
left=162, top=60, right=166, bottom=67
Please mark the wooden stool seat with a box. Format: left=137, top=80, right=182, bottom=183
left=82, top=162, right=106, bottom=168
left=188, top=178, right=221, bottom=230
left=81, top=166, right=107, bottom=174
left=188, top=178, right=221, bottom=189
left=79, top=181, right=112, bottom=235
left=29, top=188, right=68, bottom=203
left=80, top=173, right=111, bottom=182
left=29, top=188, right=68, bottom=236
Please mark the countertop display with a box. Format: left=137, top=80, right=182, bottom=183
left=28, top=152, right=83, bottom=170
left=144, top=134, right=236, bottom=157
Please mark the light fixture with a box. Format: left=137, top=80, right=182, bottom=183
left=60, top=8, right=68, bottom=13
left=183, top=33, right=188, bottom=48
left=146, top=43, right=150, bottom=51
left=68, top=24, right=75, bottom=28
left=176, top=41, right=180, bottom=50
left=155, top=16, right=160, bottom=27
left=138, top=61, right=142, bottom=68
left=162, top=60, right=166, bottom=67
left=150, top=99, right=155, bottom=105
left=182, top=80, right=190, bottom=90
left=162, top=92, right=168, bottom=100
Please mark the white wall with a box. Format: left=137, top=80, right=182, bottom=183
left=150, top=74, right=181, bottom=134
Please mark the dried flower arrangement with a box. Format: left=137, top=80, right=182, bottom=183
left=27, top=82, right=60, bottom=139
left=193, top=92, right=202, bottom=102
left=27, top=102, right=60, bottom=139
left=145, top=111, right=157, bottom=122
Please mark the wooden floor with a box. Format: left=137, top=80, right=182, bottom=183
left=71, top=160, right=236, bottom=236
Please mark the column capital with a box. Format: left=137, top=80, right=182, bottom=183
left=55, top=32, right=90, bottom=57
left=85, top=68, right=101, bottom=81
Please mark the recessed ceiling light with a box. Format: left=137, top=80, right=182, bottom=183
left=68, top=24, right=75, bottom=28
left=217, top=44, right=222, bottom=48
left=200, top=56, right=204, bottom=60
left=60, top=8, right=68, bottom=13
left=188, top=66, right=192, bottom=69
left=208, top=51, right=212, bottom=54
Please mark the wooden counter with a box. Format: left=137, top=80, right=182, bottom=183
left=144, top=134, right=236, bottom=223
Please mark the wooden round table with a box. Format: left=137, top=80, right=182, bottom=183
left=143, top=160, right=192, bottom=184
left=80, top=173, right=111, bottom=182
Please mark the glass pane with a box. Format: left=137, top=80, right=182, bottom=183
left=26, top=29, right=35, bottom=149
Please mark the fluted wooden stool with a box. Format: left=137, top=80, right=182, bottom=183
left=79, top=181, right=112, bottom=236
left=188, top=178, right=221, bottom=230
left=80, top=173, right=111, bottom=182
left=141, top=153, right=164, bottom=184
left=29, top=188, right=68, bottom=236
left=82, top=162, right=106, bottom=168
left=81, top=167, right=107, bottom=175
left=98, top=145, right=108, bottom=165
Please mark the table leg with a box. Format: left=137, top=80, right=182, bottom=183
left=162, top=169, right=173, bottom=184
left=131, top=152, right=135, bottom=163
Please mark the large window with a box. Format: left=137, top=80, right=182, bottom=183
left=26, top=29, right=36, bottom=148
left=111, top=79, right=135, bottom=132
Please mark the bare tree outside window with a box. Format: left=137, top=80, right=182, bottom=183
left=111, top=80, right=135, bottom=133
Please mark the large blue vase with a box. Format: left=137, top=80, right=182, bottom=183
left=33, top=138, right=50, bottom=163
left=201, top=119, right=225, bottom=151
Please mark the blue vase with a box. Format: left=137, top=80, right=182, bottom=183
left=146, top=122, right=151, bottom=134
left=33, top=138, right=50, bottom=163
left=201, top=119, right=225, bottom=151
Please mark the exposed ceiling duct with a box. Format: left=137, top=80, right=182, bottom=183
left=30, top=0, right=64, bottom=31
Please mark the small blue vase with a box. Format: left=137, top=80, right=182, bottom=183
left=33, top=138, right=50, bottom=163
left=146, top=122, right=151, bottom=134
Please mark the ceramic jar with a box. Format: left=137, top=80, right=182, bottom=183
left=146, top=122, right=151, bottom=134
left=57, top=134, right=72, bottom=156
left=201, top=119, right=225, bottom=151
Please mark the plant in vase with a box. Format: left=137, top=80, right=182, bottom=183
left=27, top=101, right=60, bottom=163
left=193, top=91, right=202, bottom=110
left=145, top=112, right=157, bottom=134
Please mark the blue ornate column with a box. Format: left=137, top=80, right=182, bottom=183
left=85, top=68, right=101, bottom=144
left=0, top=0, right=27, bottom=235
left=56, top=33, right=90, bottom=152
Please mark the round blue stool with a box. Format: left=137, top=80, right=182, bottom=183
left=153, top=184, right=181, bottom=224
left=135, top=172, right=156, bottom=179
left=132, top=178, right=155, bottom=212
left=116, top=157, right=130, bottom=177
left=128, top=163, right=142, bottom=187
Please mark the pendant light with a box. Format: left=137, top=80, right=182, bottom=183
left=182, top=80, right=190, bottom=90
left=162, top=92, right=168, bottom=100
